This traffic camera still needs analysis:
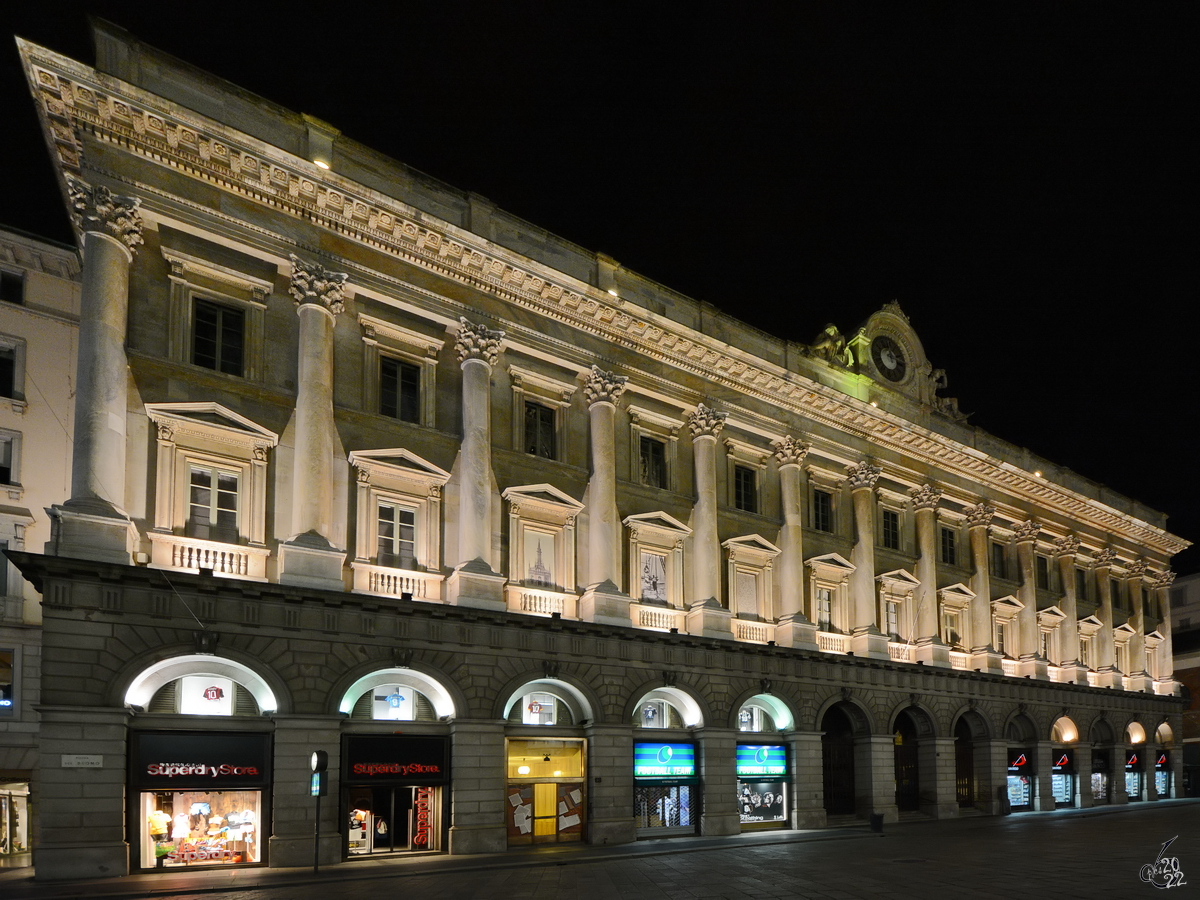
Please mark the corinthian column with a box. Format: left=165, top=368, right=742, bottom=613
left=1014, top=520, right=1047, bottom=679
left=685, top=404, right=732, bottom=638
left=47, top=178, right=143, bottom=564
left=847, top=462, right=888, bottom=659
left=445, top=318, right=507, bottom=610
left=1152, top=571, right=1176, bottom=690
left=966, top=503, right=1003, bottom=673
left=580, top=366, right=631, bottom=626
left=910, top=484, right=949, bottom=666
left=279, top=255, right=349, bottom=588
left=1124, top=559, right=1151, bottom=692
left=1054, top=535, right=1087, bottom=684
left=1093, top=549, right=1121, bottom=689
left=773, top=437, right=817, bottom=649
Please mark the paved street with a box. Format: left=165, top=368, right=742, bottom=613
left=2, top=800, right=1196, bottom=900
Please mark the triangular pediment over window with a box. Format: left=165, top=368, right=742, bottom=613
left=623, top=510, right=692, bottom=535
left=722, top=534, right=781, bottom=555
left=876, top=568, right=920, bottom=589
left=349, top=448, right=451, bottom=481
left=145, top=402, right=278, bottom=449
left=502, top=483, right=585, bottom=513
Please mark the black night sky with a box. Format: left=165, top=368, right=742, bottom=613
left=4, top=5, right=1197, bottom=570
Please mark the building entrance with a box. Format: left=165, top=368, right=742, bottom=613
left=821, top=706, right=855, bottom=816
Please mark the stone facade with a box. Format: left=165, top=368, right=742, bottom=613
left=3, top=21, right=1189, bottom=881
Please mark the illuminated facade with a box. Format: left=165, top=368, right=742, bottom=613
left=5, top=21, right=1188, bottom=881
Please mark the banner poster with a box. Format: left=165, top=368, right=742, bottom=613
left=737, top=780, right=787, bottom=823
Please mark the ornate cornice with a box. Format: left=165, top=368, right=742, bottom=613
left=454, top=317, right=504, bottom=366
left=909, top=484, right=942, bottom=510
left=583, top=366, right=628, bottom=407
left=964, top=503, right=995, bottom=528
left=772, top=435, right=810, bottom=467
left=1013, top=520, right=1041, bottom=543
left=688, top=403, right=727, bottom=439
left=846, top=462, right=882, bottom=490
left=19, top=43, right=1189, bottom=559
left=66, top=175, right=143, bottom=254
left=288, top=254, right=348, bottom=314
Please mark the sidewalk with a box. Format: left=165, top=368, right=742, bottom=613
left=2, top=799, right=1194, bottom=900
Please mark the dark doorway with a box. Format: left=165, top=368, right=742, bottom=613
left=954, top=717, right=976, bottom=808
left=893, top=712, right=920, bottom=812
left=821, top=705, right=856, bottom=816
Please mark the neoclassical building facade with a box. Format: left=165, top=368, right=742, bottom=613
left=5, top=22, right=1188, bottom=880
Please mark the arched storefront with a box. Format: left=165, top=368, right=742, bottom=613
left=734, top=694, right=793, bottom=829
left=891, top=707, right=934, bottom=814
left=820, top=702, right=870, bottom=818
left=1088, top=717, right=1116, bottom=804
left=1004, top=712, right=1038, bottom=812
left=953, top=709, right=989, bottom=811
left=1050, top=716, right=1080, bottom=808
left=631, top=686, right=703, bottom=837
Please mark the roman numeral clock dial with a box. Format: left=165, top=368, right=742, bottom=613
left=871, top=335, right=907, bottom=382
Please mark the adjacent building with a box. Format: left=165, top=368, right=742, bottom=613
left=4, top=20, right=1189, bottom=881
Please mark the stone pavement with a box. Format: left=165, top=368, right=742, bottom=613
left=1, top=800, right=1196, bottom=900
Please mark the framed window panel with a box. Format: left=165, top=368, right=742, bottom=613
left=192, top=299, right=245, bottom=376
left=188, top=464, right=239, bottom=542
left=376, top=502, right=417, bottom=570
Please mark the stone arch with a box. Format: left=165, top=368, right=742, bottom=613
left=333, top=664, right=461, bottom=720
left=1087, top=715, right=1116, bottom=744
left=1125, top=720, right=1148, bottom=744
left=625, top=681, right=707, bottom=729
left=122, top=651, right=285, bottom=715
left=1002, top=709, right=1039, bottom=743
left=887, top=700, right=937, bottom=738
left=495, top=673, right=600, bottom=725
left=950, top=706, right=992, bottom=741
left=1050, top=715, right=1080, bottom=743
left=1155, top=721, right=1175, bottom=746
left=728, top=688, right=797, bottom=733
left=813, top=694, right=874, bottom=736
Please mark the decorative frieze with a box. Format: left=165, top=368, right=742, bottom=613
left=909, top=484, right=942, bottom=510
left=771, top=435, right=809, bottom=467
left=66, top=176, right=143, bottom=253
left=688, top=403, right=727, bottom=439
left=288, top=254, right=348, bottom=314
left=845, top=462, right=881, bottom=490
left=583, top=366, right=628, bottom=407
left=454, top=317, right=504, bottom=366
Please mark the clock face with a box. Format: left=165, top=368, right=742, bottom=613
left=871, top=336, right=907, bottom=382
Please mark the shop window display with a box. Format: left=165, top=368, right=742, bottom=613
left=1, top=783, right=30, bottom=856
left=140, top=791, right=260, bottom=868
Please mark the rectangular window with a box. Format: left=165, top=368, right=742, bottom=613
left=942, top=608, right=964, bottom=649
left=885, top=599, right=900, bottom=638
left=734, top=465, right=757, bottom=513
left=816, top=587, right=832, bottom=629
left=1039, top=629, right=1050, bottom=660
left=379, top=356, right=421, bottom=423
left=377, top=503, right=416, bottom=570
left=523, top=400, right=556, bottom=459
left=881, top=509, right=901, bottom=551
left=0, top=437, right=12, bottom=484
left=640, top=437, right=667, bottom=489
left=940, top=527, right=957, bottom=566
left=188, top=465, right=239, bottom=542
left=990, top=542, right=1007, bottom=579
left=0, top=647, right=13, bottom=716
left=1171, top=588, right=1186, bottom=608
left=1079, top=636, right=1092, bottom=669
left=639, top=551, right=668, bottom=603
left=994, top=621, right=1007, bottom=656
left=1110, top=579, right=1122, bottom=609
left=1036, top=555, right=1050, bottom=590
left=0, top=538, right=7, bottom=596
left=0, top=271, right=22, bottom=305
left=813, top=490, right=833, bottom=533
left=0, top=349, right=14, bottom=399
left=1075, top=568, right=1088, bottom=602
left=192, top=299, right=245, bottom=376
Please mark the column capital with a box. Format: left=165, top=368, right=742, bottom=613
left=688, top=402, right=726, bottom=439
left=454, top=317, right=504, bottom=366
left=1152, top=570, right=1176, bottom=589
left=1053, top=534, right=1081, bottom=557
left=845, top=461, right=881, bottom=490
left=964, top=502, right=995, bottom=528
left=289, top=254, right=349, bottom=314
left=909, top=483, right=942, bottom=510
left=1014, top=519, right=1041, bottom=543
left=771, top=434, right=809, bottom=466
left=67, top=176, right=144, bottom=255
left=1125, top=558, right=1148, bottom=579
left=1093, top=547, right=1119, bottom=567
left=583, top=365, right=628, bottom=407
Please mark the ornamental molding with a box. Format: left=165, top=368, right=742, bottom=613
left=455, top=318, right=504, bottom=366
left=688, top=403, right=727, bottom=439
left=964, top=503, right=996, bottom=528
left=1053, top=534, right=1081, bottom=557
left=1013, top=520, right=1041, bottom=543
left=771, top=435, right=810, bottom=467
left=1151, top=571, right=1176, bottom=589
left=19, top=43, right=1187, bottom=557
left=288, top=254, right=348, bottom=314
left=1093, top=548, right=1119, bottom=567
left=583, top=366, right=628, bottom=407
left=909, top=484, right=942, bottom=510
left=845, top=462, right=881, bottom=490
left=66, top=175, right=143, bottom=253
left=1125, top=558, right=1148, bottom=579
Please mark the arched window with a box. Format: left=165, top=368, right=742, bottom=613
left=124, top=655, right=278, bottom=717
left=501, top=679, right=593, bottom=726
left=737, top=695, right=793, bottom=733
left=338, top=669, right=456, bottom=721
left=631, top=688, right=703, bottom=729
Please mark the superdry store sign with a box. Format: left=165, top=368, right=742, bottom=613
left=130, top=732, right=271, bottom=789
left=342, top=735, right=450, bottom=785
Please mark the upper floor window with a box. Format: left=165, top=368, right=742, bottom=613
left=640, top=436, right=667, bottom=488
left=524, top=400, right=556, bottom=459
left=1111, top=578, right=1123, bottom=609
left=0, top=349, right=14, bottom=399
left=380, top=356, right=421, bottom=423
left=1075, top=568, right=1088, bottom=601
left=940, top=526, right=957, bottom=566
left=192, top=299, right=245, bottom=376
left=0, top=271, right=22, bottom=305
left=0, top=436, right=12, bottom=485
left=1, top=647, right=15, bottom=716
left=376, top=502, right=417, bottom=569
left=188, top=464, right=239, bottom=543
left=734, top=465, right=757, bottom=513
left=881, top=509, right=901, bottom=551
left=813, top=490, right=834, bottom=533
left=1035, top=554, right=1051, bottom=590
left=0, top=335, right=26, bottom=408
left=990, top=541, right=1007, bottom=579
left=941, top=607, right=965, bottom=650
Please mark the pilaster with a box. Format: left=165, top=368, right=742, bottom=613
left=847, top=463, right=887, bottom=660
left=921, top=736, right=961, bottom=819
left=785, top=731, right=827, bottom=829
left=1054, top=535, right=1088, bottom=683
left=695, top=728, right=740, bottom=836
left=688, top=404, right=726, bottom=611
left=581, top=367, right=631, bottom=626
left=583, top=723, right=636, bottom=845
left=267, top=715, right=343, bottom=867
left=862, top=735, right=899, bottom=823
left=448, top=720, right=508, bottom=854
left=966, top=505, right=1003, bottom=673
left=1014, top=521, right=1046, bottom=679
left=773, top=437, right=818, bottom=650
